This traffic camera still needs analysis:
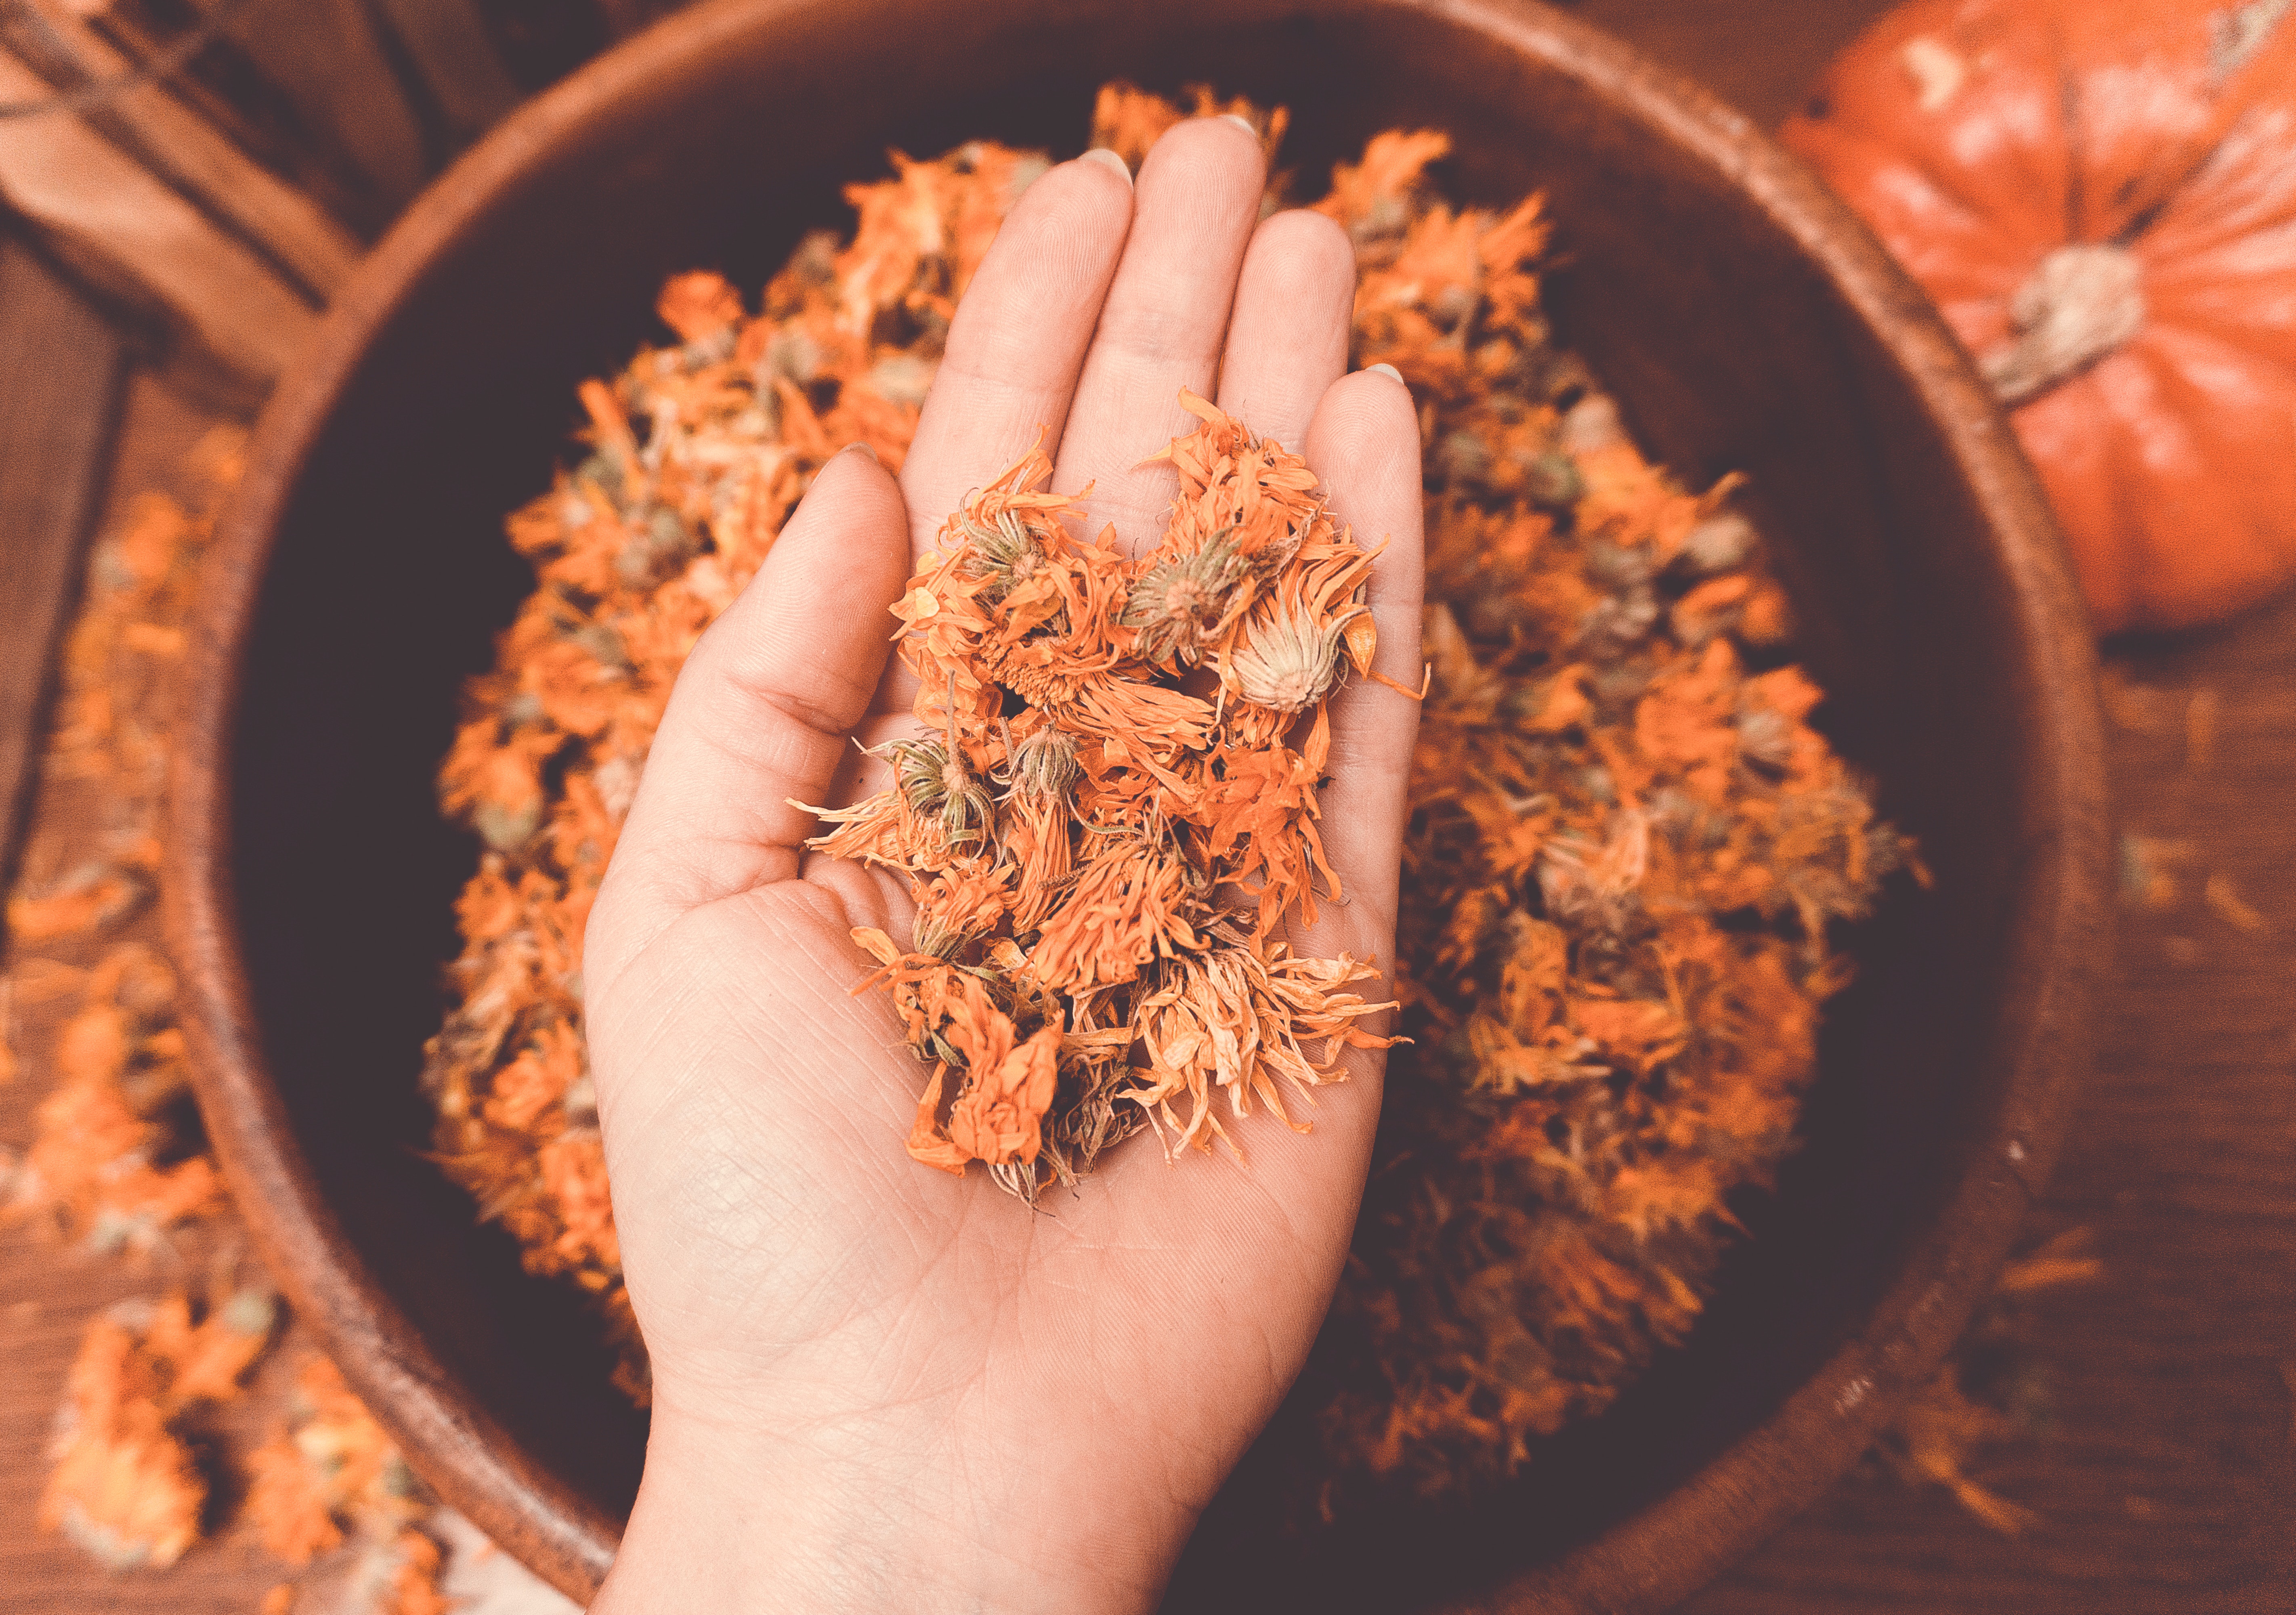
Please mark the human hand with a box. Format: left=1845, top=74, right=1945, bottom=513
left=584, top=116, right=1423, bottom=1613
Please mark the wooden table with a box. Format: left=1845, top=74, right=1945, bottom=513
left=3, top=2, right=2292, bottom=1608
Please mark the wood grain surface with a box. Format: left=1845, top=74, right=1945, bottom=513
left=0, top=332, right=319, bottom=1615
left=0, top=237, right=122, bottom=892
left=0, top=0, right=362, bottom=302
left=0, top=49, right=319, bottom=394
left=2, top=0, right=2292, bottom=1609
left=183, top=0, right=428, bottom=214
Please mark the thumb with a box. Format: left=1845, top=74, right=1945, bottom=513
left=585, top=445, right=910, bottom=1005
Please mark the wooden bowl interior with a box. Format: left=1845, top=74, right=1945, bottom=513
left=213, top=1, right=2082, bottom=1605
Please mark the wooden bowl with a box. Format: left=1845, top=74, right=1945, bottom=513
left=168, top=0, right=2110, bottom=1606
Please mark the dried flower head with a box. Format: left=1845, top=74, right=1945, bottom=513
left=867, top=696, right=1002, bottom=859
left=38, top=1279, right=277, bottom=1571
left=1004, top=723, right=1081, bottom=799
left=1122, top=526, right=1252, bottom=665
left=958, top=507, right=1053, bottom=596
left=1228, top=596, right=1360, bottom=713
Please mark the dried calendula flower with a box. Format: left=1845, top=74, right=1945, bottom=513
left=6, top=943, right=223, bottom=1252
left=246, top=1356, right=430, bottom=1566
left=1, top=432, right=244, bottom=1263
left=1091, top=80, right=1290, bottom=174
left=246, top=1355, right=462, bottom=1615
left=823, top=402, right=1397, bottom=1191
left=39, top=1313, right=206, bottom=1570
left=1226, top=582, right=1365, bottom=713
left=39, top=1281, right=278, bottom=1571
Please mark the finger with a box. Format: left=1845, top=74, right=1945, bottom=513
left=898, top=151, right=1135, bottom=560
left=588, top=447, right=910, bottom=996
left=1054, top=116, right=1268, bottom=554
left=1213, top=208, right=1356, bottom=454
left=1292, top=366, right=1425, bottom=968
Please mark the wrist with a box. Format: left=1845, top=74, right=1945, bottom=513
left=592, top=1396, right=1180, bottom=1614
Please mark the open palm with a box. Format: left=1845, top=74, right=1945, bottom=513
left=583, top=118, right=1423, bottom=1613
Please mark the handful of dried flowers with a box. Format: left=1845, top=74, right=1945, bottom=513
left=814, top=404, right=1400, bottom=1195
left=423, top=83, right=1908, bottom=1504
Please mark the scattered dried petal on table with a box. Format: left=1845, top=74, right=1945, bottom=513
left=39, top=1280, right=277, bottom=1569
left=1870, top=1227, right=2101, bottom=1533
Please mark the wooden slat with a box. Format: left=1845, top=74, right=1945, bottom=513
left=370, top=0, right=523, bottom=143
left=185, top=0, right=427, bottom=211
left=0, top=48, right=319, bottom=392
left=1, top=0, right=363, bottom=301
left=69, top=0, right=383, bottom=237
left=0, top=235, right=123, bottom=891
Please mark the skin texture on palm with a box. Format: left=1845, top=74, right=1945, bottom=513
left=583, top=118, right=1424, bottom=1613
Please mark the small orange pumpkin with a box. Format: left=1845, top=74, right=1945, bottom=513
left=1784, top=0, right=2296, bottom=633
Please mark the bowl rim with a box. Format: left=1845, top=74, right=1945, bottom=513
left=165, top=0, right=2111, bottom=1605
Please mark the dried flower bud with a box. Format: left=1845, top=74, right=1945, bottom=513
left=1351, top=190, right=1412, bottom=245
left=869, top=352, right=934, bottom=408
left=938, top=769, right=997, bottom=854
left=959, top=509, right=1048, bottom=594
left=1229, top=599, right=1362, bottom=713
left=870, top=736, right=996, bottom=853
left=569, top=621, right=631, bottom=669
left=911, top=914, right=970, bottom=960
left=615, top=506, right=696, bottom=587
left=1675, top=512, right=1757, bottom=576
left=1583, top=541, right=1652, bottom=594
left=1559, top=393, right=1623, bottom=453
left=1438, top=430, right=1493, bottom=493
left=1007, top=725, right=1080, bottom=797
left=789, top=229, right=838, bottom=285
left=1736, top=704, right=1795, bottom=770
left=885, top=737, right=951, bottom=813
left=474, top=799, right=542, bottom=852
left=760, top=325, right=823, bottom=385
left=1123, top=531, right=1251, bottom=665
left=1522, top=450, right=1583, bottom=514
left=1430, top=283, right=1478, bottom=331
left=1578, top=585, right=1660, bottom=659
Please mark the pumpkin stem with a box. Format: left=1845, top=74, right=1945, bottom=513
left=1983, top=244, right=2145, bottom=407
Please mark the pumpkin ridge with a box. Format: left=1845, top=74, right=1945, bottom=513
left=2105, top=332, right=2296, bottom=626
left=2124, top=300, right=2296, bottom=388
left=2104, top=0, right=2296, bottom=239
left=1796, top=122, right=2048, bottom=299
left=2135, top=113, right=2296, bottom=268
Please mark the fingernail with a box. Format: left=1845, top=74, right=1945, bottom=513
left=839, top=440, right=879, bottom=464
left=1220, top=113, right=1261, bottom=139
left=1366, top=363, right=1406, bottom=386
left=1081, top=147, right=1133, bottom=185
